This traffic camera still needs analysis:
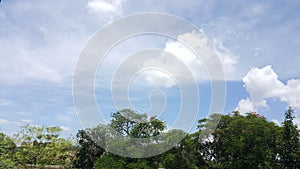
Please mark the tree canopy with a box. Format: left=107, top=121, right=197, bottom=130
left=0, top=107, right=299, bottom=168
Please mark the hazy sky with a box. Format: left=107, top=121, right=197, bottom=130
left=1, top=0, right=300, bottom=136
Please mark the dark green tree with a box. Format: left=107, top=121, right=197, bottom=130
left=279, top=107, right=300, bottom=168
left=74, top=125, right=107, bottom=169
left=94, top=154, right=126, bottom=169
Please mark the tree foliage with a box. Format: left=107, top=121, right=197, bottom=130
left=73, top=125, right=106, bottom=169
left=0, top=132, right=17, bottom=168
left=72, top=108, right=300, bottom=169
left=197, top=112, right=283, bottom=169
left=1, top=107, right=299, bottom=168
left=279, top=107, right=300, bottom=168
left=0, top=125, right=75, bottom=168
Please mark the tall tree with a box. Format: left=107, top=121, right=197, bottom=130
left=280, top=107, right=300, bottom=168
left=91, top=109, right=168, bottom=168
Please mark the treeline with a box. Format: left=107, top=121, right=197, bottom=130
left=0, top=108, right=299, bottom=169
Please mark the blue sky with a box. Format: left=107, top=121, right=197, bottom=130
left=1, top=0, right=300, bottom=137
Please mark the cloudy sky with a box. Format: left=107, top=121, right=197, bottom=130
left=1, top=0, right=300, bottom=136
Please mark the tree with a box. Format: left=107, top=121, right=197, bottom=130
left=110, top=109, right=165, bottom=138
left=73, top=125, right=107, bottom=169
left=107, top=109, right=167, bottom=157
left=74, top=108, right=300, bottom=168
left=13, top=125, right=74, bottom=168
left=279, top=107, right=300, bottom=168
left=94, top=154, right=126, bottom=169
left=74, top=109, right=169, bottom=168
left=0, top=132, right=17, bottom=168
left=197, top=112, right=282, bottom=169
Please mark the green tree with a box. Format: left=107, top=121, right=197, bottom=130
left=107, top=109, right=167, bottom=157
left=197, top=112, right=281, bottom=169
left=13, top=125, right=74, bottom=168
left=94, top=154, right=126, bottom=169
left=110, top=109, right=147, bottom=137
left=279, top=107, right=300, bottom=168
left=73, top=125, right=107, bottom=169
left=94, top=153, right=154, bottom=169
left=74, top=109, right=169, bottom=168
left=0, top=132, right=17, bottom=168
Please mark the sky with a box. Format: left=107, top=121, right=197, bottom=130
left=1, top=0, right=300, bottom=137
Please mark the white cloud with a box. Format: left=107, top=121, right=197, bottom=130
left=0, top=1, right=94, bottom=85
left=242, top=65, right=285, bottom=107
left=281, top=79, right=300, bottom=109
left=272, top=119, right=281, bottom=126
left=212, top=39, right=239, bottom=76
left=237, top=65, right=300, bottom=112
left=139, top=31, right=238, bottom=88
left=294, top=117, right=300, bottom=128
left=0, top=118, right=9, bottom=124
left=236, top=98, right=256, bottom=114
left=60, top=125, right=71, bottom=132
left=86, top=0, right=125, bottom=19
left=141, top=70, right=175, bottom=88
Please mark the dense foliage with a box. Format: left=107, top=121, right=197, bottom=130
left=0, top=108, right=299, bottom=168
left=0, top=125, right=74, bottom=168
left=73, top=108, right=299, bottom=169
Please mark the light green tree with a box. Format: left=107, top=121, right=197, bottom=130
left=13, top=125, right=74, bottom=168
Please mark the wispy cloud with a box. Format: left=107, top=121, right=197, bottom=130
left=87, top=0, right=126, bottom=19
left=15, top=111, right=32, bottom=116
left=0, top=118, right=9, bottom=124
left=0, top=0, right=109, bottom=85
left=0, top=99, right=14, bottom=106
left=60, top=125, right=72, bottom=132
left=19, top=119, right=33, bottom=123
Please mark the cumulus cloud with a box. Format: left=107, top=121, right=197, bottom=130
left=242, top=65, right=285, bottom=107
left=86, top=0, right=126, bottom=19
left=236, top=98, right=256, bottom=114
left=139, top=31, right=238, bottom=88
left=237, top=65, right=300, bottom=113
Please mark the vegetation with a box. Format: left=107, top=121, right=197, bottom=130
left=0, top=108, right=299, bottom=168
left=0, top=125, right=74, bottom=168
